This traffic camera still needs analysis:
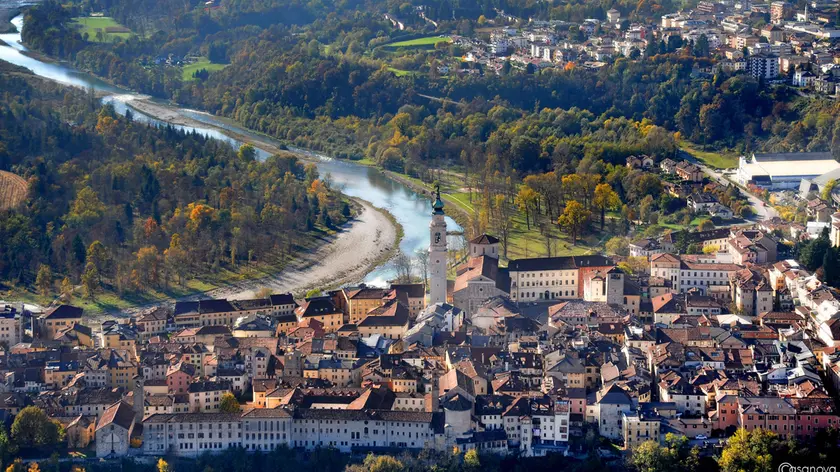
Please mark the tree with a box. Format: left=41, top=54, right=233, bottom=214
left=135, top=246, right=160, bottom=288
left=348, top=454, right=404, bottom=472
left=557, top=201, right=590, bottom=245
left=35, top=265, right=52, bottom=297
left=629, top=433, right=699, bottom=472
left=67, top=187, right=105, bottom=227
left=86, top=241, right=109, bottom=282
left=11, top=406, right=62, bottom=449
left=693, top=34, right=710, bottom=57
left=593, top=183, right=621, bottom=231
left=164, top=234, right=189, bottom=287
left=237, top=144, right=256, bottom=161
left=0, top=425, right=17, bottom=469
left=821, top=179, right=837, bottom=200
left=72, top=235, right=86, bottom=267
left=697, top=219, right=715, bottom=231
left=60, top=277, right=73, bottom=302
left=718, top=429, right=777, bottom=472
left=823, top=247, right=840, bottom=287
left=515, top=186, right=539, bottom=230
left=156, top=459, right=171, bottom=472
left=464, top=449, right=481, bottom=472
left=81, top=262, right=99, bottom=299
left=414, top=249, right=429, bottom=290
left=394, top=252, right=413, bottom=283
left=630, top=440, right=676, bottom=472
left=702, top=244, right=720, bottom=254
left=219, top=393, right=240, bottom=413
left=799, top=230, right=831, bottom=271
left=639, top=195, right=655, bottom=224
left=686, top=242, right=703, bottom=254
left=5, top=459, right=23, bottom=472
left=605, top=236, right=629, bottom=256
left=492, top=194, right=513, bottom=258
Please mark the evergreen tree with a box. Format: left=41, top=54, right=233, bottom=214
left=823, top=247, right=839, bottom=286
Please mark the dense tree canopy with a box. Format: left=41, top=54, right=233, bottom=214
left=0, top=64, right=349, bottom=294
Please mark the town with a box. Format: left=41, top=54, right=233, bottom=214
left=5, top=0, right=840, bottom=469
left=1, top=166, right=839, bottom=465
left=385, top=1, right=840, bottom=90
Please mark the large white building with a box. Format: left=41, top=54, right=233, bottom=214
left=508, top=255, right=614, bottom=302
left=738, top=152, right=840, bottom=190
left=142, top=409, right=441, bottom=457
left=650, top=254, right=741, bottom=296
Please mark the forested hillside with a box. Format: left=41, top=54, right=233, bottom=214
left=18, top=0, right=840, bottom=262
left=0, top=62, right=350, bottom=301
left=22, top=0, right=828, bottom=173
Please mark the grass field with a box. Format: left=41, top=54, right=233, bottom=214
left=385, top=36, right=451, bottom=49
left=680, top=140, right=739, bottom=169
left=71, top=17, right=134, bottom=43
left=0, top=170, right=27, bottom=210
left=182, top=57, right=227, bottom=80
left=394, top=170, right=603, bottom=262
left=386, top=67, right=415, bottom=77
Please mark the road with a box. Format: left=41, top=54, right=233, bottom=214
left=679, top=150, right=779, bottom=221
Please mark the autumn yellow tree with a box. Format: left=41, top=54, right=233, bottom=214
left=67, top=187, right=105, bottom=227
left=135, top=246, right=160, bottom=288
left=156, top=458, right=171, bottom=472
left=557, top=201, right=590, bottom=245
left=515, top=186, right=539, bottom=230
left=164, top=234, right=189, bottom=286
left=60, top=277, right=73, bottom=302
left=592, top=183, right=621, bottom=230
left=5, top=459, right=23, bottom=472
left=95, top=114, right=118, bottom=135
left=81, top=262, right=99, bottom=299
left=187, top=203, right=215, bottom=232
left=35, top=265, right=52, bottom=297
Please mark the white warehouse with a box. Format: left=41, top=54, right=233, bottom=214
left=737, top=152, right=840, bottom=190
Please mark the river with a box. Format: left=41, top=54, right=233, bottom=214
left=0, top=9, right=462, bottom=287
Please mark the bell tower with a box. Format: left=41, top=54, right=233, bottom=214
left=429, top=184, right=448, bottom=306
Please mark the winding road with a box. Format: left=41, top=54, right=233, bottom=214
left=679, top=150, right=779, bottom=221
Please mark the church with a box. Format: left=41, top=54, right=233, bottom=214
left=426, top=186, right=511, bottom=317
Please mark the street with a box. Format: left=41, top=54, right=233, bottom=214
left=679, top=150, right=779, bottom=221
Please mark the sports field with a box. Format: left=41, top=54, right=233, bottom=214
left=71, top=17, right=133, bottom=42
left=385, top=36, right=451, bottom=48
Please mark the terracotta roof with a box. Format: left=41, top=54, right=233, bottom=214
left=454, top=255, right=499, bottom=292
left=96, top=401, right=135, bottom=432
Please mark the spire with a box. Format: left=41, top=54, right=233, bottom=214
left=432, top=183, right=445, bottom=215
